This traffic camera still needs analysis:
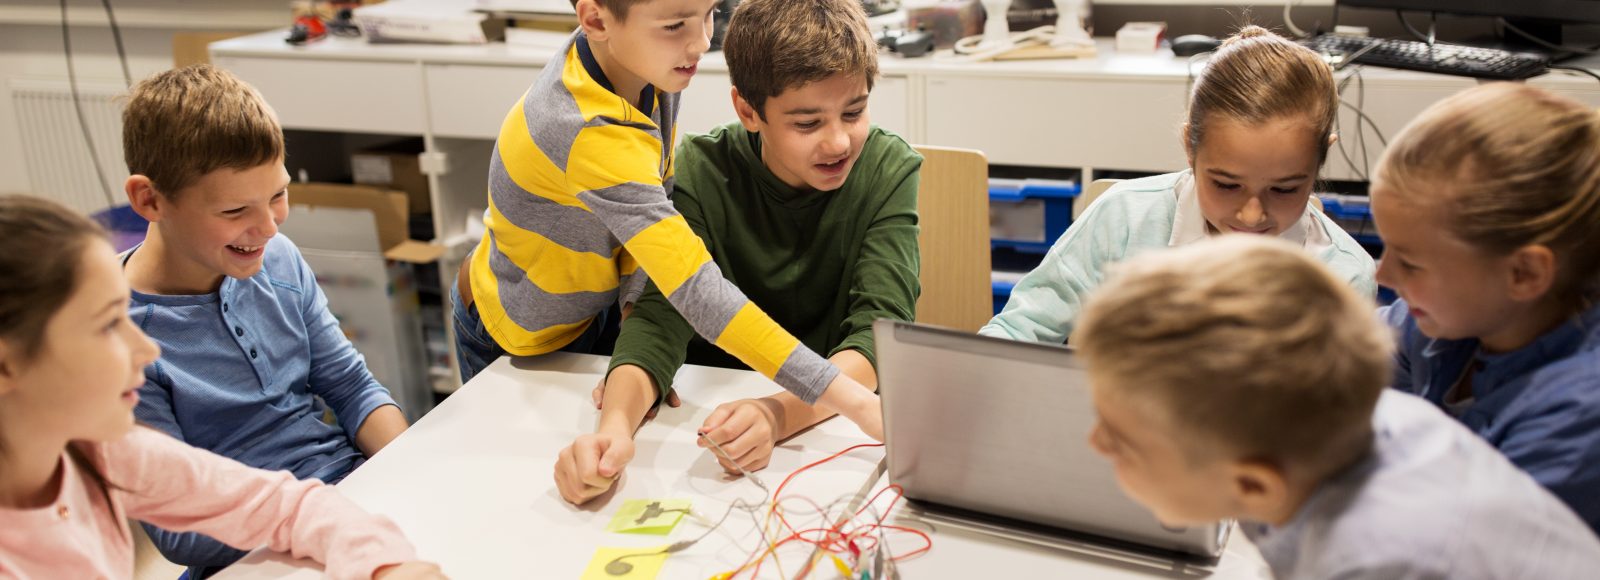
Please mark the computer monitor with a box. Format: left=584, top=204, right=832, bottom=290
left=1339, top=0, right=1600, bottom=25
left=1340, top=0, right=1600, bottom=51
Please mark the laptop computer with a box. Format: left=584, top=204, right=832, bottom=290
left=873, top=320, right=1231, bottom=562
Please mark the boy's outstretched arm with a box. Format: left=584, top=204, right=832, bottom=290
left=565, top=129, right=881, bottom=438
left=700, top=349, right=879, bottom=474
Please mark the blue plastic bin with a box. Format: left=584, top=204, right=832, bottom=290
left=992, top=278, right=1016, bottom=315
left=91, top=204, right=149, bottom=253
left=990, top=178, right=1080, bottom=254
left=1316, top=194, right=1382, bottom=247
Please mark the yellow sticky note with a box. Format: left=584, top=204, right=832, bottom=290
left=580, top=546, right=669, bottom=580
left=606, top=499, right=691, bottom=535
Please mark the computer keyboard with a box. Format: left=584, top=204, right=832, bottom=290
left=1303, top=34, right=1549, bottom=80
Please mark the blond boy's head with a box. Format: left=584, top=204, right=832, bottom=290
left=123, top=64, right=283, bottom=198
left=1078, top=235, right=1392, bottom=526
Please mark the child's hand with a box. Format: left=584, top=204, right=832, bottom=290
left=554, top=432, right=634, bottom=504
left=373, top=561, right=448, bottom=579
left=698, top=399, right=781, bottom=475
left=592, top=378, right=680, bottom=419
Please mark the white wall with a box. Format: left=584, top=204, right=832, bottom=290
left=0, top=0, right=282, bottom=196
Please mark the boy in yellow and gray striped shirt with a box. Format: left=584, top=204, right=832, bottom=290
left=452, top=0, right=883, bottom=439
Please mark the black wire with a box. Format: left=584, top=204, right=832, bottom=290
left=60, top=0, right=119, bottom=208
left=1334, top=40, right=1383, bottom=72
left=1335, top=64, right=1389, bottom=148
left=1334, top=68, right=1365, bottom=181
left=1332, top=66, right=1391, bottom=182
left=100, top=0, right=131, bottom=87
left=1551, top=64, right=1600, bottom=85
left=1401, top=10, right=1427, bottom=44
left=1355, top=68, right=1369, bottom=179
left=1343, top=99, right=1389, bottom=147
left=1396, top=10, right=1433, bottom=46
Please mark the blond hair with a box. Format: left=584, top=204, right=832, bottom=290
left=1078, top=236, right=1392, bottom=474
left=1187, top=25, right=1338, bottom=165
left=722, top=0, right=878, bottom=120
left=1375, top=83, right=1600, bottom=305
left=122, top=64, right=284, bottom=198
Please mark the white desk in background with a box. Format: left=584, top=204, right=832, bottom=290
left=211, top=30, right=1600, bottom=393
left=213, top=353, right=1268, bottom=579
left=211, top=29, right=1600, bottom=255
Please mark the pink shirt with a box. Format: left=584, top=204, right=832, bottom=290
left=0, top=428, right=415, bottom=579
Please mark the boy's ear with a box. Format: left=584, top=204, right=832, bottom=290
left=731, top=87, right=763, bottom=133
left=0, top=341, right=19, bottom=396
left=575, top=0, right=613, bottom=41
left=1229, top=458, right=1291, bottom=521
left=125, top=175, right=166, bottom=223
left=1505, top=244, right=1558, bottom=303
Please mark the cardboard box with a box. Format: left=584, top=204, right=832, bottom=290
left=283, top=183, right=443, bottom=420
left=352, top=142, right=431, bottom=216
left=172, top=32, right=250, bottom=68
left=288, top=183, right=443, bottom=262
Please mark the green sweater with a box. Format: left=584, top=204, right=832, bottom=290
left=609, top=122, right=923, bottom=397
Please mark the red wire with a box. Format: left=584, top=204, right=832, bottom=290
left=772, top=443, right=883, bottom=500
left=854, top=483, right=906, bottom=520
left=740, top=525, right=932, bottom=578
left=728, top=442, right=938, bottom=578
left=884, top=525, right=934, bottom=561
left=741, top=443, right=881, bottom=579
left=766, top=443, right=885, bottom=546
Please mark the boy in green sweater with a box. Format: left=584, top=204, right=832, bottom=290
left=552, top=0, right=922, bottom=504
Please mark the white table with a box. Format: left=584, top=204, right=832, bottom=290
left=214, top=353, right=1268, bottom=579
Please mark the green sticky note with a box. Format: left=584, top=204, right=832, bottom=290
left=605, top=499, right=691, bottom=535
left=580, top=545, right=670, bottom=580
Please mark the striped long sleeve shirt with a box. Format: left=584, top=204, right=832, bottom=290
left=468, top=31, right=840, bottom=402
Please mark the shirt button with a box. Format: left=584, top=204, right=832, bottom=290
left=235, top=327, right=244, bottom=337
left=56, top=505, right=69, bottom=519
left=250, top=348, right=258, bottom=359
left=222, top=303, right=229, bottom=313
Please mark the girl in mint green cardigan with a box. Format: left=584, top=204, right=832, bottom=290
left=982, top=26, right=1376, bottom=344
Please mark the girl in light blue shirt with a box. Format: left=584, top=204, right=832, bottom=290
left=982, top=27, right=1376, bottom=344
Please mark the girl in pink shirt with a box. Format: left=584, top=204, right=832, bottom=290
left=0, top=196, right=445, bottom=579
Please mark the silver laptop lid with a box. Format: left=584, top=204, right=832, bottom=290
left=874, top=320, right=1226, bottom=557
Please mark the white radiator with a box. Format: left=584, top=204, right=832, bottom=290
left=9, top=78, right=129, bottom=216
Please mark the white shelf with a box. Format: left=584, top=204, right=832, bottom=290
left=0, top=6, right=282, bottom=30
left=204, top=18, right=1599, bottom=402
